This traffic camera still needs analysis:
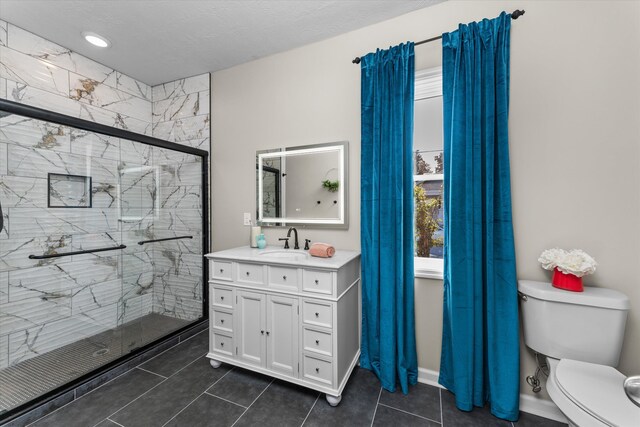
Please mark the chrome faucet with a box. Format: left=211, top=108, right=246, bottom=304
left=286, top=227, right=299, bottom=250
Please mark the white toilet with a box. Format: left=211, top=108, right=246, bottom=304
left=518, top=280, right=640, bottom=427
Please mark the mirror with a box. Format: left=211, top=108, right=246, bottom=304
left=257, top=141, right=348, bottom=228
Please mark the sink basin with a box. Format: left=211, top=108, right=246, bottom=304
left=258, top=250, right=309, bottom=261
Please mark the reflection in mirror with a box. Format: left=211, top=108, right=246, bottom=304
left=257, top=142, right=347, bottom=227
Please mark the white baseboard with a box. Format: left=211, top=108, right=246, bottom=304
left=418, top=367, right=443, bottom=388
left=519, top=393, right=568, bottom=424
left=417, top=368, right=568, bottom=424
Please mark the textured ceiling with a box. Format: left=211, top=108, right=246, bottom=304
left=0, top=0, right=444, bottom=85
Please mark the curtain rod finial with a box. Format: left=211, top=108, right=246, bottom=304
left=352, top=57, right=361, bottom=64
left=511, top=9, right=525, bottom=19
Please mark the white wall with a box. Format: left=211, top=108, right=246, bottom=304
left=211, top=0, right=640, bottom=410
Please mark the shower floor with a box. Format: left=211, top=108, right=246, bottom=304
left=0, top=313, right=190, bottom=413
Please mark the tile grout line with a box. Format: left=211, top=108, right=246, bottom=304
left=136, top=366, right=168, bottom=379
left=370, top=387, right=383, bottom=427
left=92, top=355, right=208, bottom=427
left=376, top=402, right=442, bottom=424
left=25, top=358, right=153, bottom=427
left=160, top=367, right=235, bottom=427
left=230, top=378, right=275, bottom=427
left=299, top=393, right=320, bottom=426
left=203, top=391, right=248, bottom=409
left=88, top=376, right=169, bottom=427
left=439, top=388, right=444, bottom=426
left=134, top=328, right=207, bottom=368
left=28, top=324, right=208, bottom=425
left=106, top=418, right=126, bottom=427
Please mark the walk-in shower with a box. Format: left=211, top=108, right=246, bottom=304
left=0, top=99, right=208, bottom=419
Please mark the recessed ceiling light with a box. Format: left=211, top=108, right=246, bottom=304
left=82, top=32, right=110, bottom=48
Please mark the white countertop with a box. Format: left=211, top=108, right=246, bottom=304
left=205, top=246, right=360, bottom=269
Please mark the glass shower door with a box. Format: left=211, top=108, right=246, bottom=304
left=118, top=141, right=204, bottom=349
left=0, top=109, right=205, bottom=416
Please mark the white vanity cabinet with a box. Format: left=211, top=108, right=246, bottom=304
left=205, top=246, right=361, bottom=406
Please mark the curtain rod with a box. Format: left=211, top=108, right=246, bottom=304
left=351, top=9, right=525, bottom=64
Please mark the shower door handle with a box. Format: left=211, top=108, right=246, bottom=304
left=0, top=198, right=3, bottom=234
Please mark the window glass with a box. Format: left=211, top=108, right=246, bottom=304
left=414, top=77, right=444, bottom=260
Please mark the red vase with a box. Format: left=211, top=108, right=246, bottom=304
left=552, top=268, right=583, bottom=292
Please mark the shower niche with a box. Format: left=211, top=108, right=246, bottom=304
left=48, top=173, right=93, bottom=208
left=0, top=100, right=208, bottom=418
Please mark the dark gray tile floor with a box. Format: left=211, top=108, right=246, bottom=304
left=0, top=313, right=188, bottom=413
left=26, top=329, right=568, bottom=427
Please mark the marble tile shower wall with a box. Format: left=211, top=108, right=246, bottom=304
left=0, top=21, right=208, bottom=369
left=0, top=20, right=152, bottom=134
left=150, top=73, right=210, bottom=321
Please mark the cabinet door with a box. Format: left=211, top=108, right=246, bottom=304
left=266, top=295, right=299, bottom=377
left=237, top=290, right=266, bottom=367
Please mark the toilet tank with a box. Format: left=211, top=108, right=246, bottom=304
left=518, top=280, right=630, bottom=367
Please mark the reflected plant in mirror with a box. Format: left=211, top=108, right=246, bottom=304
left=256, top=141, right=348, bottom=228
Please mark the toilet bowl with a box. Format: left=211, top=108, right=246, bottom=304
left=545, top=358, right=640, bottom=427
left=518, top=280, right=637, bottom=427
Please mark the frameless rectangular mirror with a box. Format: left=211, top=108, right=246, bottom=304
left=257, top=141, right=348, bottom=228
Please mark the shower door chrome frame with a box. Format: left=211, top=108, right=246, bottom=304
left=0, top=98, right=210, bottom=425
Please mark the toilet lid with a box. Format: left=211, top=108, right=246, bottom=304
left=554, top=359, right=640, bottom=427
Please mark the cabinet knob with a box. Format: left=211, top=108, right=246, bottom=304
left=315, top=367, right=320, bottom=373
left=283, top=275, right=287, bottom=280
left=315, top=279, right=319, bottom=285
left=220, top=319, right=224, bottom=324
left=261, top=330, right=264, bottom=335
left=220, top=268, right=224, bottom=273
left=315, top=340, right=319, bottom=345
left=266, top=331, right=270, bottom=336
left=315, top=312, right=319, bottom=317
left=246, top=271, right=250, bottom=276
left=220, top=296, right=224, bottom=300
left=221, top=342, right=224, bottom=347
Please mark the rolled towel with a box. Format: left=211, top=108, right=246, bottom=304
left=309, top=242, right=336, bottom=258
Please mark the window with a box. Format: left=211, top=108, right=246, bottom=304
left=414, top=67, right=444, bottom=278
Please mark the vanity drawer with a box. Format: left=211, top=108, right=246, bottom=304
left=303, top=354, right=333, bottom=387
left=302, top=300, right=333, bottom=328
left=211, top=332, right=233, bottom=357
left=236, top=262, right=264, bottom=285
left=212, top=309, right=233, bottom=334
left=303, top=327, right=333, bottom=357
left=212, top=260, right=232, bottom=281
left=212, top=285, right=234, bottom=309
left=268, top=265, right=299, bottom=290
left=302, top=269, right=333, bottom=295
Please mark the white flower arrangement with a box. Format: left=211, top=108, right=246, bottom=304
left=538, top=248, right=597, bottom=277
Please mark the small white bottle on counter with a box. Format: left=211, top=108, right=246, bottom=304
left=250, top=225, right=261, bottom=248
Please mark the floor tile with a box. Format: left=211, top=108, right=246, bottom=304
left=441, top=390, right=512, bottom=426
left=31, top=369, right=164, bottom=427
left=164, top=393, right=245, bottom=427
left=110, top=357, right=230, bottom=427
left=373, top=405, right=439, bottom=426
left=304, top=367, right=381, bottom=427
left=206, top=367, right=271, bottom=407
left=379, top=381, right=441, bottom=423
left=2, top=390, right=74, bottom=427
left=138, top=330, right=208, bottom=377
left=515, top=411, right=568, bottom=426
left=234, top=380, right=318, bottom=427
left=178, top=321, right=208, bottom=342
